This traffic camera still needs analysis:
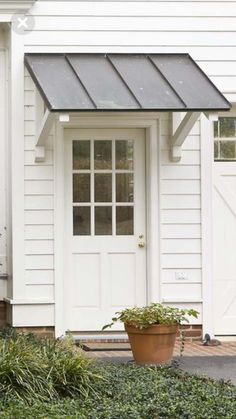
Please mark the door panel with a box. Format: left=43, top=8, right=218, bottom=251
left=65, top=129, right=147, bottom=331
left=213, top=162, right=236, bottom=335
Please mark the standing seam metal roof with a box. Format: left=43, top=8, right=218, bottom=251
left=24, top=53, right=231, bottom=112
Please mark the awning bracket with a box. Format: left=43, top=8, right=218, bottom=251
left=170, top=112, right=201, bottom=162
left=35, top=109, right=54, bottom=162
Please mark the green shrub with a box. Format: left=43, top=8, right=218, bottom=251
left=0, top=328, right=100, bottom=401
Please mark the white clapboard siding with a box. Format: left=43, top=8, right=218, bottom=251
left=160, top=135, right=200, bottom=151
left=25, top=106, right=35, bottom=121
left=161, top=195, right=201, bottom=210
left=24, top=180, right=54, bottom=195
left=162, top=268, right=202, bottom=283
left=162, top=283, right=202, bottom=300
left=24, top=210, right=54, bottom=225
left=13, top=305, right=54, bottom=327
left=162, top=254, right=201, bottom=269
left=162, top=180, right=200, bottom=194
left=24, top=122, right=35, bottom=136
left=161, top=224, right=201, bottom=239
left=26, top=31, right=236, bottom=47
left=162, top=209, right=201, bottom=224
left=31, top=16, right=236, bottom=32
left=25, top=91, right=35, bottom=106
left=25, top=269, right=54, bottom=285
left=24, top=166, right=53, bottom=180
left=24, top=71, right=55, bottom=302
left=25, top=195, right=54, bottom=210
left=25, top=151, right=53, bottom=165
left=25, top=240, right=54, bottom=255
left=25, top=135, right=53, bottom=151
left=25, top=255, right=54, bottom=270
left=199, top=61, right=236, bottom=76
left=25, top=75, right=35, bottom=91
left=25, top=225, right=54, bottom=240
left=25, top=284, right=54, bottom=300
left=162, top=239, right=201, bottom=254
left=30, top=2, right=236, bottom=17
left=161, top=165, right=200, bottom=180
left=159, top=111, right=201, bottom=304
left=161, top=151, right=200, bottom=166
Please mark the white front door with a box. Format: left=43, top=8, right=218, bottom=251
left=64, top=128, right=147, bottom=331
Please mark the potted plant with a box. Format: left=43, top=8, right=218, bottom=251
left=103, top=303, right=198, bottom=365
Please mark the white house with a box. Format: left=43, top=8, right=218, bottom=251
left=0, top=0, right=235, bottom=340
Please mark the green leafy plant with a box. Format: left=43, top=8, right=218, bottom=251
left=103, top=303, right=199, bottom=330
left=103, top=303, right=199, bottom=356
left=0, top=328, right=101, bottom=401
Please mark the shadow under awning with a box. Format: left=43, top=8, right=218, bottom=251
left=24, top=53, right=231, bottom=112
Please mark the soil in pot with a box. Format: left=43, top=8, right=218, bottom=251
left=125, top=324, right=178, bottom=365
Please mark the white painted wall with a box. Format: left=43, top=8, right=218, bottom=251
left=12, top=0, right=236, bottom=327
left=0, top=27, right=8, bottom=300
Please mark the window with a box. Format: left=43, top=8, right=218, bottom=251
left=72, top=139, right=135, bottom=236
left=214, top=117, right=236, bottom=161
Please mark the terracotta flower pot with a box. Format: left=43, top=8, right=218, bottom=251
left=125, top=323, right=178, bottom=365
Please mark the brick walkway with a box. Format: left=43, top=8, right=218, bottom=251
left=84, top=341, right=236, bottom=359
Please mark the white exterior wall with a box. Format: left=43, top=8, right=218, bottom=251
left=160, top=115, right=202, bottom=322
left=11, top=0, right=236, bottom=328
left=0, top=27, right=7, bottom=300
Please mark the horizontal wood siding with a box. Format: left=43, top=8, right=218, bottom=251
left=24, top=70, right=54, bottom=299
left=160, top=113, right=202, bottom=314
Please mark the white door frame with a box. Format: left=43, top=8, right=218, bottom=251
left=54, top=113, right=160, bottom=337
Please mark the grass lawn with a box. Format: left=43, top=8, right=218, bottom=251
left=0, top=329, right=235, bottom=418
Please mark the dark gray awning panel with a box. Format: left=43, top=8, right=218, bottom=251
left=24, top=53, right=231, bottom=112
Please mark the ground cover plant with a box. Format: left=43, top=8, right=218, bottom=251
left=0, top=329, right=235, bottom=418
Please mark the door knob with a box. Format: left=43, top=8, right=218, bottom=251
left=138, top=234, right=145, bottom=248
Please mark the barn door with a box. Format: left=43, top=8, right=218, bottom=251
left=213, top=117, right=236, bottom=335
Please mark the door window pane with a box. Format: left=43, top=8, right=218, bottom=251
left=95, top=207, right=112, bottom=235
left=219, top=141, right=236, bottom=160
left=94, top=140, right=112, bottom=169
left=219, top=117, right=236, bottom=138
left=73, top=207, right=90, bottom=235
left=95, top=174, right=112, bottom=202
left=73, top=174, right=90, bottom=202
left=116, top=207, right=134, bottom=235
left=73, top=141, right=90, bottom=170
left=214, top=141, right=219, bottom=160
left=116, top=174, right=134, bottom=202
left=116, top=140, right=134, bottom=170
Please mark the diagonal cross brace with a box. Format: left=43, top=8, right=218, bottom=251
left=170, top=112, right=201, bottom=162
left=35, top=109, right=54, bottom=162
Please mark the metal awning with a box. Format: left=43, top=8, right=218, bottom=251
left=24, top=53, right=230, bottom=112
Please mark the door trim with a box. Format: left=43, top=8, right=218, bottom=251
left=54, top=114, right=160, bottom=337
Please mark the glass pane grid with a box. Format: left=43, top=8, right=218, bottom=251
left=214, top=117, right=236, bottom=161
left=73, top=138, right=135, bottom=236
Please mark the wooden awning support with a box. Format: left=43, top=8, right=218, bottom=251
left=35, top=109, right=54, bottom=162
left=35, top=112, right=70, bottom=162
left=170, top=112, right=201, bottom=162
